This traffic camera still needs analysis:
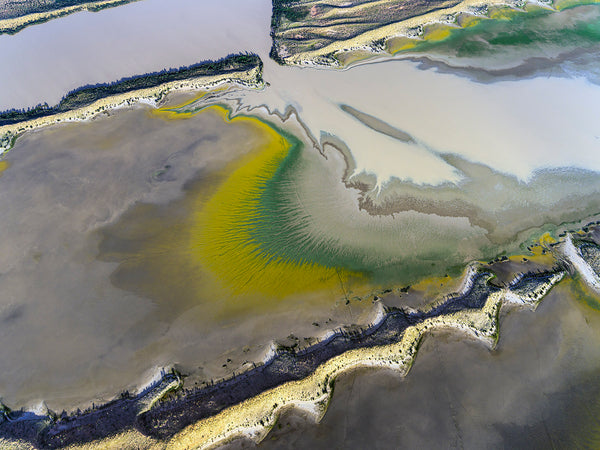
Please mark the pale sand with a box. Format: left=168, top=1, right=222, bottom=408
left=0, top=0, right=141, bottom=34
left=0, top=66, right=263, bottom=155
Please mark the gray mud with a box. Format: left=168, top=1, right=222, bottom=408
left=0, top=105, right=267, bottom=411
left=248, top=287, right=600, bottom=449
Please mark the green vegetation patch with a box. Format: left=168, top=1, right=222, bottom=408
left=394, top=4, right=600, bottom=58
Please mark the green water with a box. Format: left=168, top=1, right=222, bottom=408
left=407, top=4, right=600, bottom=59
left=247, top=136, right=486, bottom=286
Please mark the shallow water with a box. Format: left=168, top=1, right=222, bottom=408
left=0, top=105, right=381, bottom=411
left=0, top=106, right=293, bottom=410
left=0, top=0, right=600, bottom=439
left=0, top=94, right=596, bottom=417
left=0, top=0, right=272, bottom=110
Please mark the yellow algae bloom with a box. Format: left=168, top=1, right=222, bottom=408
left=387, top=36, right=420, bottom=54
left=185, top=106, right=356, bottom=299
left=488, top=6, right=524, bottom=21
left=99, top=104, right=361, bottom=317
left=335, top=49, right=379, bottom=67
left=0, top=160, right=9, bottom=175
left=412, top=273, right=461, bottom=298
left=538, top=232, right=557, bottom=246
left=422, top=23, right=457, bottom=42
left=150, top=87, right=229, bottom=121
left=456, top=13, right=485, bottom=28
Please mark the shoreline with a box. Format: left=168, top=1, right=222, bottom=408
left=0, top=1, right=599, bottom=448
left=561, top=234, right=600, bottom=293
left=0, top=0, right=141, bottom=35
left=171, top=274, right=565, bottom=450
left=0, top=59, right=264, bottom=157
left=270, top=0, right=598, bottom=68
left=1, top=224, right=598, bottom=449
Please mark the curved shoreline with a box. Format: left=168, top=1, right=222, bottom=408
left=1, top=224, right=599, bottom=449
left=0, top=0, right=141, bottom=35
left=0, top=2, right=599, bottom=448
left=0, top=57, right=264, bottom=157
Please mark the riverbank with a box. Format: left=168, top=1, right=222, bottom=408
left=0, top=54, right=264, bottom=156
left=166, top=272, right=564, bottom=450
left=0, top=0, right=141, bottom=35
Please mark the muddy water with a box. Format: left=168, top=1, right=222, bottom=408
left=2, top=0, right=600, bottom=186
left=0, top=0, right=272, bottom=110
left=0, top=0, right=600, bottom=434
left=0, top=106, right=273, bottom=410
left=0, top=104, right=383, bottom=412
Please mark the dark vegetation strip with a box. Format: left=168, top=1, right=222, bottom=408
left=269, top=0, right=463, bottom=63
left=0, top=53, right=263, bottom=126
left=0, top=262, right=568, bottom=448
left=0, top=0, right=128, bottom=20
left=0, top=0, right=139, bottom=34
left=271, top=0, right=310, bottom=63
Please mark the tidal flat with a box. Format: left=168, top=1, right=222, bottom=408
left=1, top=0, right=600, bottom=448
left=269, top=0, right=600, bottom=67
left=0, top=93, right=599, bottom=446
left=0, top=103, right=283, bottom=410
left=0, top=100, right=397, bottom=413
left=252, top=285, right=600, bottom=449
